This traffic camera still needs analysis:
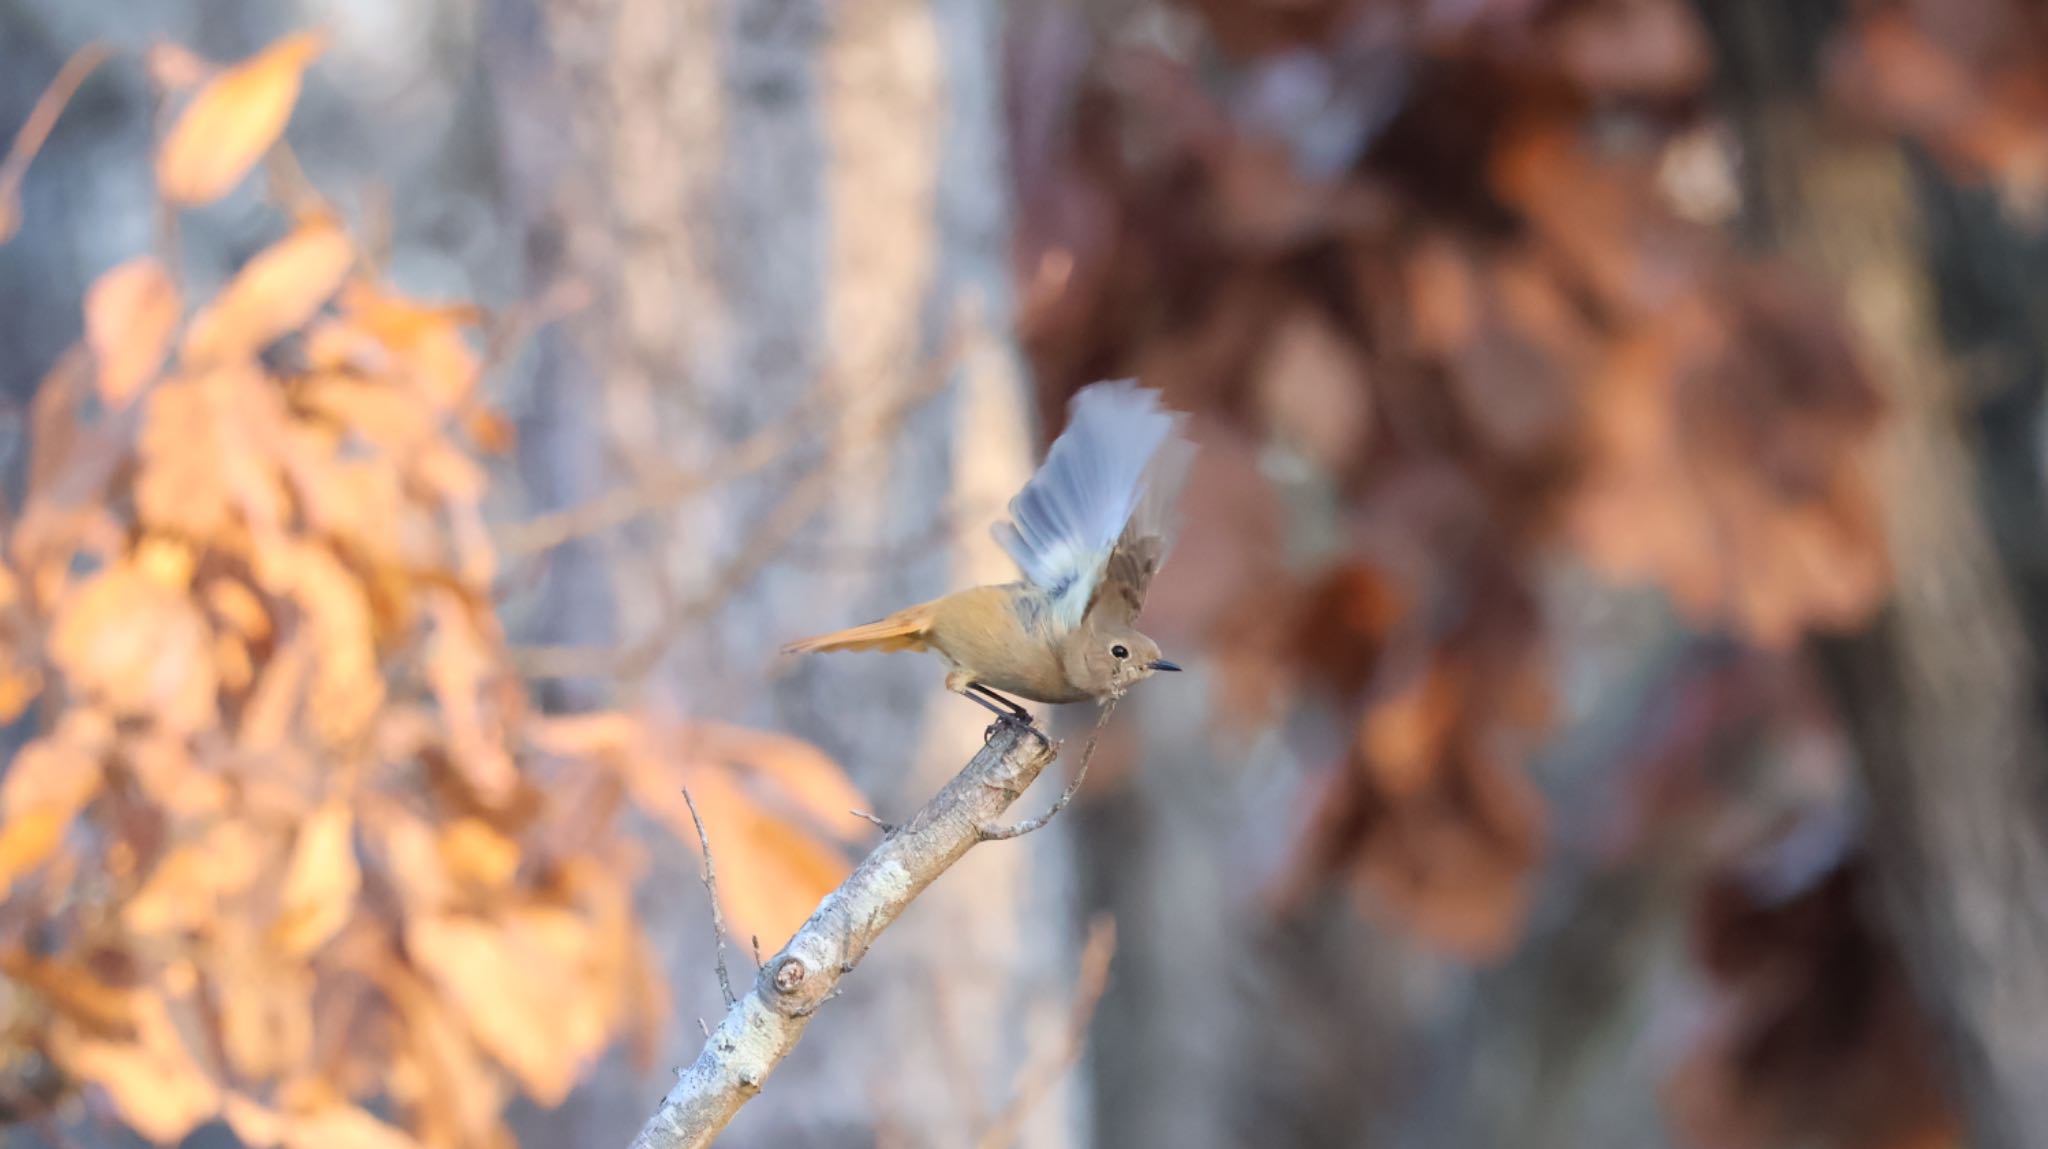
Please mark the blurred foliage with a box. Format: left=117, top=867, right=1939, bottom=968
left=0, top=31, right=867, bottom=1148
left=1009, top=1, right=2048, bottom=1147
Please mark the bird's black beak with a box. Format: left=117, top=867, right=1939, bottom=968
left=1149, top=659, right=1182, bottom=672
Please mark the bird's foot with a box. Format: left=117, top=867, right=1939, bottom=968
left=983, top=708, right=1050, bottom=748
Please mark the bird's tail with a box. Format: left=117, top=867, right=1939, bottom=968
left=783, top=600, right=937, bottom=655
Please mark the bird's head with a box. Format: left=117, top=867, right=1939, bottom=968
left=1064, top=624, right=1181, bottom=699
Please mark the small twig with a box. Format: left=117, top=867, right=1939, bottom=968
left=511, top=378, right=947, bottom=685
left=978, top=700, right=1118, bottom=841
left=751, top=935, right=763, bottom=969
left=974, top=915, right=1119, bottom=1149
left=0, top=43, right=111, bottom=242
left=680, top=787, right=736, bottom=1008
left=502, top=330, right=957, bottom=561
left=849, top=808, right=895, bottom=833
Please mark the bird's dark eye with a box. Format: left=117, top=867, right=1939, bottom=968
left=1111, top=644, right=1129, bottom=660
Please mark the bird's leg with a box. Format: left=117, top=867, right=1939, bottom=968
left=968, top=682, right=1033, bottom=721
left=962, top=683, right=1050, bottom=747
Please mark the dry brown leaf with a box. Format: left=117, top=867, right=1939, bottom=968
left=438, top=818, right=520, bottom=891
left=279, top=422, right=409, bottom=570
left=1360, top=664, right=1464, bottom=799
left=252, top=541, right=382, bottom=745
left=207, top=576, right=272, bottom=641
left=364, top=803, right=453, bottom=914
left=85, top=257, right=181, bottom=410
left=338, top=283, right=484, bottom=411
left=50, top=991, right=221, bottom=1142
left=124, top=821, right=267, bottom=936
left=405, top=911, right=607, bottom=1106
left=49, top=556, right=218, bottom=732
left=156, top=31, right=327, bottom=205
left=283, top=1105, right=422, bottom=1149
left=0, top=733, right=102, bottom=822
left=214, top=921, right=315, bottom=1080
left=2, top=953, right=134, bottom=1031
left=685, top=766, right=850, bottom=949
left=0, top=810, right=66, bottom=898
left=685, top=722, right=872, bottom=844
left=298, top=374, right=438, bottom=455
left=182, top=219, right=354, bottom=365
left=273, top=800, right=359, bottom=954
left=137, top=365, right=291, bottom=541
left=382, top=962, right=508, bottom=1144
left=1253, top=306, right=1374, bottom=473
left=424, top=592, right=517, bottom=804
left=127, top=729, right=227, bottom=817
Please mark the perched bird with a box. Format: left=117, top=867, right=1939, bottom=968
left=784, top=379, right=1192, bottom=727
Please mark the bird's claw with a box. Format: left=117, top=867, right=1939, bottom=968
left=982, top=708, right=1047, bottom=746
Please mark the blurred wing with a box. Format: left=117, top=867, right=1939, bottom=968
left=1087, top=432, right=1195, bottom=626
left=992, top=380, right=1185, bottom=631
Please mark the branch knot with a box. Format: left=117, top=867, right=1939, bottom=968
left=771, top=956, right=808, bottom=994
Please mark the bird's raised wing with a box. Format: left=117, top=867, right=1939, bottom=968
left=1086, top=432, right=1195, bottom=627
left=992, top=380, right=1188, bottom=632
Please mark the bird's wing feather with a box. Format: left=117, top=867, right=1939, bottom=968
left=1087, top=431, right=1194, bottom=625
left=992, top=380, right=1186, bottom=631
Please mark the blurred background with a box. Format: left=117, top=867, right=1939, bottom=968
left=4, top=0, right=2048, bottom=1147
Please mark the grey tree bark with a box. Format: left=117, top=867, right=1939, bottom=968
left=482, top=1, right=1083, bottom=1146
left=1706, top=2, right=2048, bottom=1145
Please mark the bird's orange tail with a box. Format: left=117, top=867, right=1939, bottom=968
left=783, top=600, right=938, bottom=655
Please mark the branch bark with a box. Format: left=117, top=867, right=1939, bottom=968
left=629, top=723, right=1062, bottom=1149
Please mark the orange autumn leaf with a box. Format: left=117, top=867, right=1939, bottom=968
left=380, top=960, right=511, bottom=1143
left=136, top=366, right=291, bottom=541
left=50, top=991, right=221, bottom=1143
left=686, top=721, right=875, bottom=844
left=438, top=818, right=520, bottom=891
left=405, top=910, right=613, bottom=1106
left=156, top=31, right=326, bottom=206
left=212, top=922, right=315, bottom=1080
left=252, top=540, right=382, bottom=745
left=85, top=256, right=181, bottom=410
left=282, top=1105, right=422, bottom=1149
left=532, top=713, right=860, bottom=948
left=686, top=766, right=851, bottom=949
left=423, top=592, right=518, bottom=804
left=273, top=800, right=360, bottom=955
left=0, top=809, right=67, bottom=898
left=182, top=219, right=354, bottom=365
left=49, top=556, right=218, bottom=733
left=0, top=733, right=103, bottom=823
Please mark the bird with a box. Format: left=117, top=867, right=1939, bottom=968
left=783, top=379, right=1192, bottom=730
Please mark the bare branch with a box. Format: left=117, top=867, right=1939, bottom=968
left=0, top=43, right=110, bottom=242
left=510, top=360, right=956, bottom=685
left=974, top=915, right=1118, bottom=1149
left=680, top=787, right=735, bottom=1008
left=501, top=332, right=958, bottom=561
left=628, top=723, right=1065, bottom=1149
left=978, top=700, right=1117, bottom=841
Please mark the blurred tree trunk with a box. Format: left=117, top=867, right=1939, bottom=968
left=1707, top=3, right=2048, bottom=1146
left=483, top=1, right=1083, bottom=1146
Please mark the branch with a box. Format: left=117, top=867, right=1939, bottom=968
left=629, top=723, right=1065, bottom=1149
left=679, top=788, right=735, bottom=1008
left=979, top=700, right=1115, bottom=841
